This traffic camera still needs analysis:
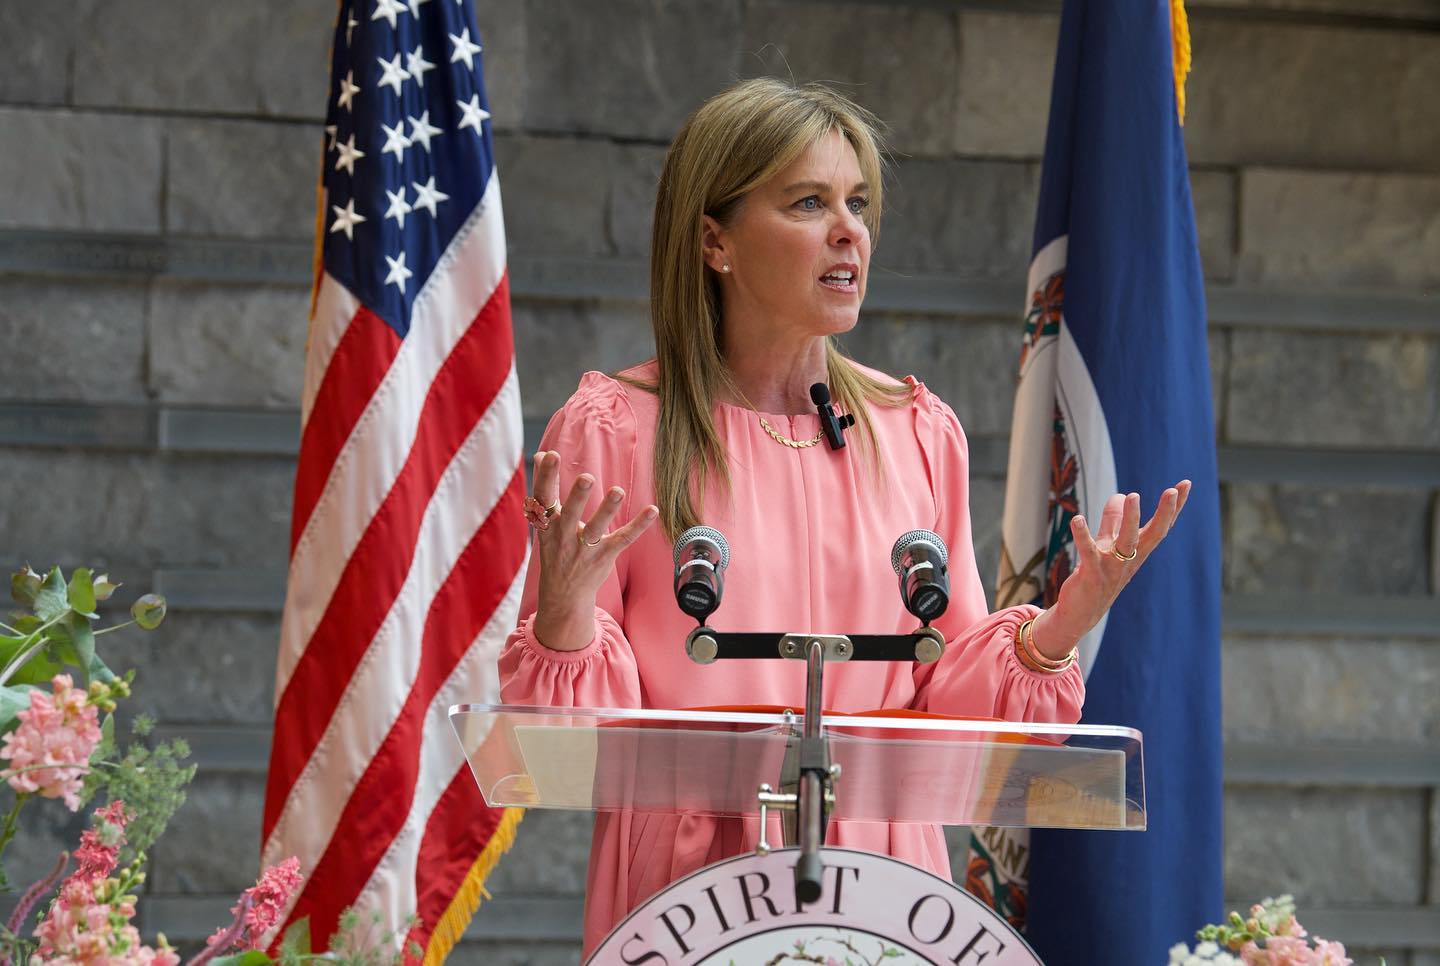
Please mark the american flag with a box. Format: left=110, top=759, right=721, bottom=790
left=261, top=0, right=526, bottom=957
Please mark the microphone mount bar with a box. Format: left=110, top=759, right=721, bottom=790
left=683, top=628, right=946, bottom=665
left=682, top=626, right=946, bottom=907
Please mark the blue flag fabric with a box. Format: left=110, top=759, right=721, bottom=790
left=1021, top=2, right=1224, bottom=964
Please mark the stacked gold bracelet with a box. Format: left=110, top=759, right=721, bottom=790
left=1014, top=617, right=1078, bottom=674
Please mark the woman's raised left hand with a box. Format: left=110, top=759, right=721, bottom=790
left=1029, top=480, right=1192, bottom=660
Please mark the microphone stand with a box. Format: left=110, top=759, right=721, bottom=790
left=684, top=626, right=945, bottom=905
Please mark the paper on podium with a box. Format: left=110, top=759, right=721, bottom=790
left=450, top=703, right=1144, bottom=830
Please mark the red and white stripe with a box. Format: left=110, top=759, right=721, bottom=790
left=262, top=169, right=525, bottom=944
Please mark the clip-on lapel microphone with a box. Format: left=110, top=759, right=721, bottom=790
left=810, top=383, right=855, bottom=451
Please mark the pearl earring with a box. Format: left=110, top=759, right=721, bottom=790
left=721, top=264, right=731, bottom=273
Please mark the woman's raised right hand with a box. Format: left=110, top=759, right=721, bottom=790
left=528, top=450, right=658, bottom=651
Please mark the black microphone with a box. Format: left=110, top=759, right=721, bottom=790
left=810, top=383, right=855, bottom=451
left=891, top=529, right=950, bottom=624
left=673, top=526, right=730, bottom=623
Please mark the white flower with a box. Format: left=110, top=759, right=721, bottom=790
left=1167, top=940, right=1245, bottom=965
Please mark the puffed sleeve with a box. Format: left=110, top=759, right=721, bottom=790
left=498, top=371, right=642, bottom=709
left=905, top=382, right=1084, bottom=724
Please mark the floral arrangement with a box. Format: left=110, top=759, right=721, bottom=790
left=1168, top=896, right=1361, bottom=966
left=0, top=567, right=419, bottom=965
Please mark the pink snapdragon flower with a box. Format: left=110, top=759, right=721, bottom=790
left=1, top=674, right=102, bottom=810
left=1253, top=905, right=1306, bottom=939
left=205, top=856, right=305, bottom=952
left=1239, top=935, right=1352, bottom=966
left=70, top=800, right=130, bottom=884
left=1193, top=898, right=1352, bottom=966
left=29, top=797, right=174, bottom=965
left=1311, top=940, right=1352, bottom=965
left=31, top=875, right=178, bottom=965
left=243, top=857, right=305, bottom=945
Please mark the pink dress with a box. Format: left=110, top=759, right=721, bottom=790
left=498, top=360, right=1083, bottom=954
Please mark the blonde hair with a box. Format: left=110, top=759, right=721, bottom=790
left=628, top=77, right=910, bottom=541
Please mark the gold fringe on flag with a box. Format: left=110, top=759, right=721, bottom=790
left=1170, top=0, right=1192, bottom=125
left=308, top=164, right=327, bottom=325
left=422, top=807, right=525, bottom=965
left=308, top=0, right=344, bottom=332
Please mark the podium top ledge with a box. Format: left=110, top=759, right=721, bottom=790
left=448, top=702, right=1143, bottom=742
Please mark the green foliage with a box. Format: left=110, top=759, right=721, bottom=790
left=3, top=644, right=64, bottom=687
left=0, top=798, right=19, bottom=893
left=97, top=711, right=117, bottom=758
left=310, top=908, right=422, bottom=966
left=64, top=613, right=97, bottom=673
left=0, top=686, right=35, bottom=735
left=10, top=568, right=42, bottom=608
left=0, top=566, right=173, bottom=889
left=32, top=567, right=69, bottom=622
left=1195, top=894, right=1298, bottom=949
left=92, top=574, right=121, bottom=602
left=212, top=953, right=276, bottom=966
left=83, top=716, right=196, bottom=860
left=1, top=564, right=425, bottom=966
left=67, top=568, right=98, bottom=618
left=279, top=917, right=313, bottom=961
left=204, top=911, right=421, bottom=966
left=10, top=616, right=41, bottom=635
left=0, top=565, right=166, bottom=724
left=0, top=635, right=26, bottom=671
left=129, top=594, right=167, bottom=631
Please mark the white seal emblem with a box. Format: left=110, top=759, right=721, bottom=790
left=587, top=847, right=1043, bottom=965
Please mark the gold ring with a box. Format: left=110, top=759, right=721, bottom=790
left=1111, top=545, right=1138, bottom=562
left=578, top=525, right=604, bottom=548
left=523, top=495, right=557, bottom=530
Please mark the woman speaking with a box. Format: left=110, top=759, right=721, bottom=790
left=498, top=77, right=1189, bottom=954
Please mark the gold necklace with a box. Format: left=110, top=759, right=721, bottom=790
left=757, top=415, right=824, bottom=448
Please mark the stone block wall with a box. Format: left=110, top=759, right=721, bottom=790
left=1, top=1, right=1436, bottom=962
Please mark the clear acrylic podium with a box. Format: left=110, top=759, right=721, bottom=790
left=449, top=703, right=1145, bottom=832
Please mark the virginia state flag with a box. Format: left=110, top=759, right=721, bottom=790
left=990, top=2, right=1224, bottom=963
